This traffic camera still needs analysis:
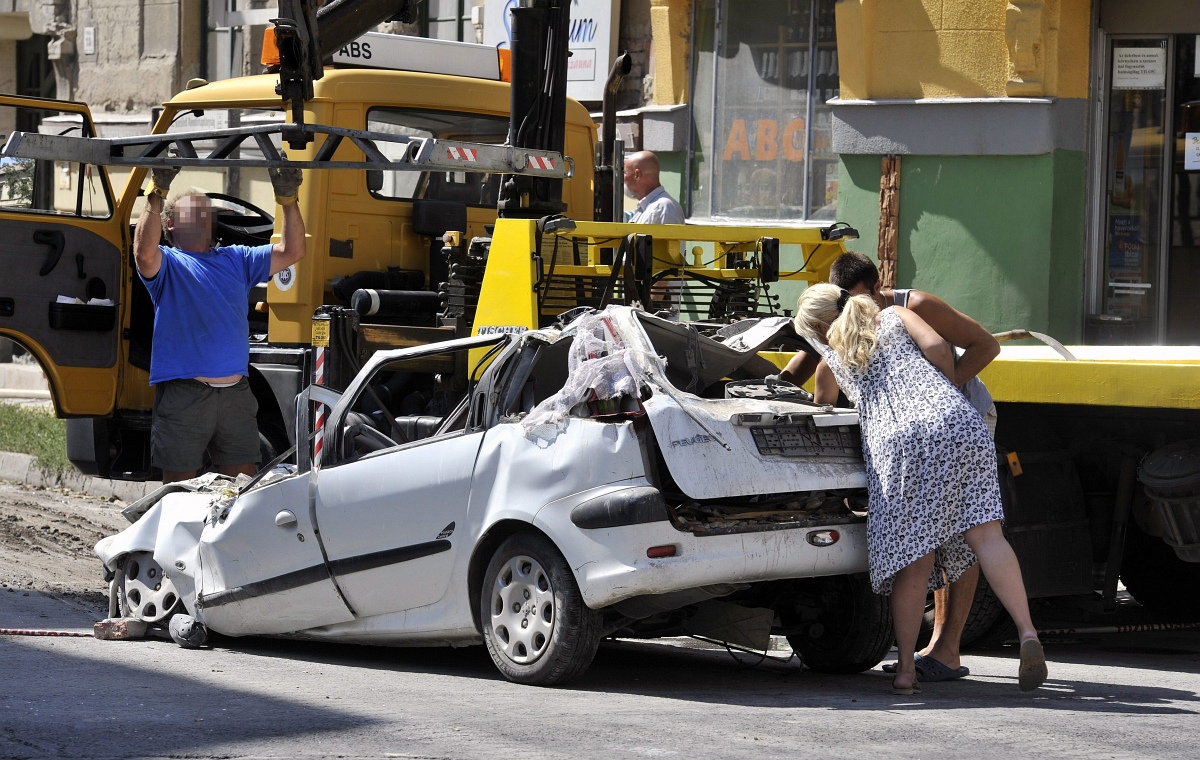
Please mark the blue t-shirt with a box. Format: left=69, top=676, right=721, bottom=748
left=139, top=244, right=273, bottom=385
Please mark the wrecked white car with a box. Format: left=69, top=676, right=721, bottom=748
left=96, top=306, right=887, bottom=685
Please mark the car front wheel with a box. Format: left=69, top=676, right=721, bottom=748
left=480, top=533, right=603, bottom=686
left=118, top=551, right=184, bottom=623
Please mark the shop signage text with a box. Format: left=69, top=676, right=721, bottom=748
left=722, top=118, right=807, bottom=162
left=482, top=0, right=621, bottom=101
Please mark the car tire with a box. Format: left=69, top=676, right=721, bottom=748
left=117, top=551, right=184, bottom=623
left=783, top=573, right=893, bottom=674
left=480, top=532, right=604, bottom=686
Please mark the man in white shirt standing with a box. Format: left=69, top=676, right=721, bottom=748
left=624, top=151, right=685, bottom=224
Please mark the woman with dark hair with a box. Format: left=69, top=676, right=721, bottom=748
left=793, top=283, right=1046, bottom=695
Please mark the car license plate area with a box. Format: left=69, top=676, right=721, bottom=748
left=750, top=421, right=860, bottom=457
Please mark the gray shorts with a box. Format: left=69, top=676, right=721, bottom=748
left=152, top=378, right=260, bottom=472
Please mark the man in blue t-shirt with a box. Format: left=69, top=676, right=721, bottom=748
left=133, top=161, right=305, bottom=483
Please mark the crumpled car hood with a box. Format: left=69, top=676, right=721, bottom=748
left=95, top=491, right=214, bottom=619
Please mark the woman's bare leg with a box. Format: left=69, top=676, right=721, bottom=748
left=890, top=552, right=936, bottom=691
left=962, top=520, right=1036, bottom=641
left=963, top=519, right=1047, bottom=689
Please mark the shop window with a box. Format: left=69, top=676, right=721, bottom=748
left=423, top=0, right=471, bottom=42
left=689, top=0, right=839, bottom=222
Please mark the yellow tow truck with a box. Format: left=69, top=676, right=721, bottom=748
left=976, top=346, right=1200, bottom=630
left=2, top=0, right=1196, bottom=635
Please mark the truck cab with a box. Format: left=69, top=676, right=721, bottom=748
left=0, top=40, right=598, bottom=481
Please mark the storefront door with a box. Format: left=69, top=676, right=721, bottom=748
left=1093, top=34, right=1200, bottom=344
left=1167, top=36, right=1200, bottom=343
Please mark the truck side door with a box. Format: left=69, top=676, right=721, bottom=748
left=0, top=96, right=125, bottom=415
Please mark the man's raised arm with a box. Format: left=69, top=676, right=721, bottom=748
left=133, top=166, right=179, bottom=279
left=268, top=162, right=306, bottom=276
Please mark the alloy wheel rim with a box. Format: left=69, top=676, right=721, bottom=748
left=121, top=551, right=180, bottom=622
left=489, top=553, right=555, bottom=665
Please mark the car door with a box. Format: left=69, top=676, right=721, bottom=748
left=314, top=427, right=484, bottom=617
left=194, top=471, right=356, bottom=636
left=312, top=334, right=506, bottom=618
left=0, top=95, right=126, bottom=415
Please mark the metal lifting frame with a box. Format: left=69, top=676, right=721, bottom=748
left=0, top=123, right=574, bottom=178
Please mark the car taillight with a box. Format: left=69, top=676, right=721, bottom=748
left=647, top=545, right=677, bottom=558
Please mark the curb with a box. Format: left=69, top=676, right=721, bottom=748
left=0, top=363, right=50, bottom=392
left=0, top=451, right=162, bottom=503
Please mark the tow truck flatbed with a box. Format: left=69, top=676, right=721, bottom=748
left=980, top=346, right=1200, bottom=409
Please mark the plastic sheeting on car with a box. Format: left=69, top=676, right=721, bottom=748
left=521, top=308, right=667, bottom=442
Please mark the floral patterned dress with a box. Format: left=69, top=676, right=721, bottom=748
left=816, top=308, right=1004, bottom=595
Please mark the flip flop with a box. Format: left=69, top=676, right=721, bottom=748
left=882, top=654, right=970, bottom=681
left=891, top=678, right=923, bottom=696
left=1018, top=638, right=1047, bottom=691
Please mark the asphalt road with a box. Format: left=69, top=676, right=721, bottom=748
left=2, top=480, right=1199, bottom=759
left=3, top=587, right=1199, bottom=760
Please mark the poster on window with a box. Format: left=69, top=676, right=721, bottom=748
left=1109, top=215, right=1146, bottom=269
left=717, top=113, right=808, bottom=218
left=481, top=0, right=620, bottom=101
left=1186, top=133, right=1200, bottom=171
left=1112, top=48, right=1166, bottom=90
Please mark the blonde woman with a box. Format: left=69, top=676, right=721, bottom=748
left=794, top=283, right=1046, bottom=695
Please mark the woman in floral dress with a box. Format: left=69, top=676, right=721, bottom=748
left=793, top=283, right=1046, bottom=695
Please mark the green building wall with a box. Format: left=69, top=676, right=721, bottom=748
left=838, top=152, right=1086, bottom=342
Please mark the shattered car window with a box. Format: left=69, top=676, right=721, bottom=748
left=333, top=346, right=480, bottom=464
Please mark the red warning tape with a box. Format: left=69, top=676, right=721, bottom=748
left=0, top=627, right=92, bottom=638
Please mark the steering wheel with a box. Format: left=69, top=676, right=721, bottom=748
left=725, top=377, right=815, bottom=403
left=208, top=192, right=275, bottom=246
left=342, top=412, right=401, bottom=459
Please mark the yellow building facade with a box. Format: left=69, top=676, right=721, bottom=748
left=646, top=0, right=1200, bottom=345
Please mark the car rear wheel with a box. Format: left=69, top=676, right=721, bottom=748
left=783, top=573, right=893, bottom=674
left=480, top=533, right=603, bottom=686
left=118, top=551, right=184, bottom=623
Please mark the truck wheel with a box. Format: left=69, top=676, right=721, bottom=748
left=783, top=573, right=893, bottom=674
left=1121, top=521, right=1200, bottom=620
left=962, top=613, right=1016, bottom=650
left=118, top=551, right=184, bottom=623
left=959, top=577, right=1008, bottom=646
left=917, top=575, right=1007, bottom=649
left=258, top=429, right=283, bottom=469
left=480, top=533, right=604, bottom=685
